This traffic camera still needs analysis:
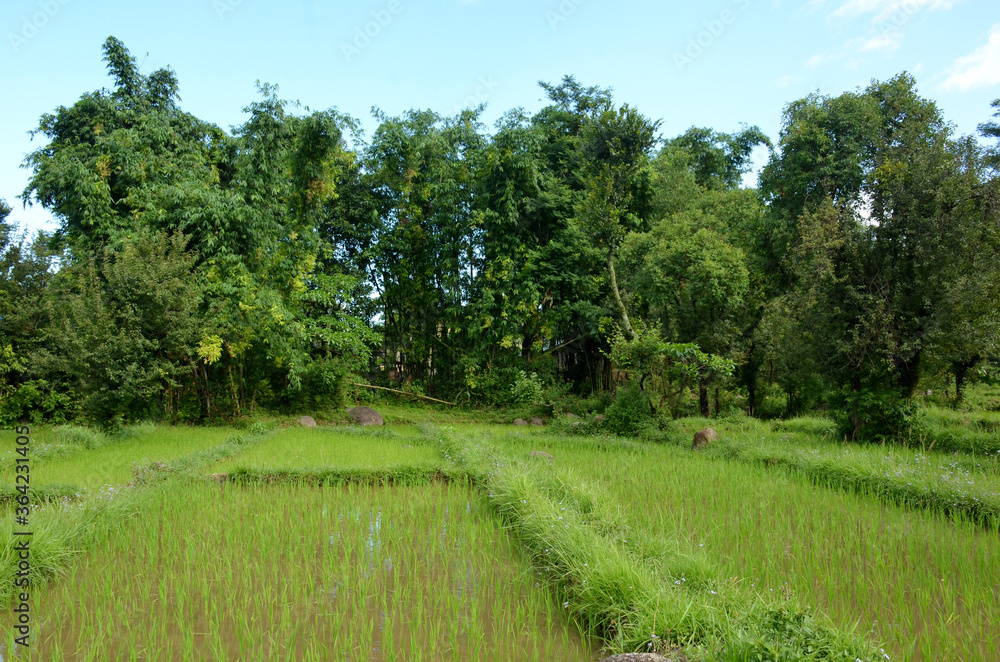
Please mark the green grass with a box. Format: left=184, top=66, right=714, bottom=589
left=0, top=425, right=235, bottom=490
left=4, top=414, right=999, bottom=660
left=493, top=427, right=998, bottom=661
left=5, top=481, right=601, bottom=661
left=210, top=426, right=440, bottom=474
left=660, top=414, right=1000, bottom=524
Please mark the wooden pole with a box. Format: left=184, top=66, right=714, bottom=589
left=351, top=383, right=456, bottom=406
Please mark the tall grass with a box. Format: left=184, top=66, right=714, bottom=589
left=545, top=434, right=1000, bottom=662
left=4, top=482, right=601, bottom=661
left=436, top=428, right=882, bottom=660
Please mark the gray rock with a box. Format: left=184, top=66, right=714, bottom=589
left=594, top=414, right=605, bottom=423
left=599, top=653, right=686, bottom=662
left=298, top=415, right=317, bottom=427
left=514, top=418, right=528, bottom=426
left=529, top=450, right=554, bottom=463
left=563, top=412, right=580, bottom=421
left=210, top=473, right=228, bottom=483
left=692, top=427, right=718, bottom=450
left=348, top=406, right=384, bottom=426
left=531, top=416, right=544, bottom=426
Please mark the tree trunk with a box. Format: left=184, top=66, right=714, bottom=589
left=952, top=356, right=980, bottom=404
left=698, top=379, right=710, bottom=418
left=607, top=249, right=635, bottom=341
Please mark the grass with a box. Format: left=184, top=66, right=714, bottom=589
left=658, top=414, right=1000, bottom=525
left=0, top=424, right=235, bottom=491
left=435, top=427, right=883, bottom=661
left=491, top=426, right=997, bottom=661
left=4, top=410, right=999, bottom=660
left=210, top=425, right=439, bottom=473
left=6, top=481, right=601, bottom=661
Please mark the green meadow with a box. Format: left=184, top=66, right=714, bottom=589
left=2, top=409, right=998, bottom=661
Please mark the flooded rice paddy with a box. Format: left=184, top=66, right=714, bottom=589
left=3, top=481, right=601, bottom=661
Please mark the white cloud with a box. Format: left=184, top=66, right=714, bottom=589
left=769, top=74, right=802, bottom=88
left=942, top=23, right=1000, bottom=91
left=805, top=52, right=842, bottom=68
left=803, top=0, right=959, bottom=61
left=857, top=32, right=901, bottom=52
left=828, top=0, right=956, bottom=23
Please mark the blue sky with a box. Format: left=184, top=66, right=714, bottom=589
left=2, top=0, right=998, bottom=235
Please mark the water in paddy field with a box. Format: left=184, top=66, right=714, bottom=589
left=1, top=484, right=604, bottom=661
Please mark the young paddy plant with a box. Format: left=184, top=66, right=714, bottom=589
left=550, top=436, right=999, bottom=661
left=6, top=480, right=602, bottom=661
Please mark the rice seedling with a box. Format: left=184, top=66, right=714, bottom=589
left=4, top=480, right=601, bottom=661
left=211, top=426, right=440, bottom=474
left=0, top=426, right=235, bottom=490
left=539, top=433, right=1000, bottom=662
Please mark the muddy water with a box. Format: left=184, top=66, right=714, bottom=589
left=3, top=483, right=604, bottom=661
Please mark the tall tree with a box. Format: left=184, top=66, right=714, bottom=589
left=577, top=103, right=659, bottom=341
left=761, top=73, right=1000, bottom=437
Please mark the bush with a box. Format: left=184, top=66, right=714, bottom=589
left=833, top=387, right=924, bottom=443
left=510, top=370, right=544, bottom=406
left=465, top=367, right=542, bottom=408
left=602, top=382, right=654, bottom=437
left=0, top=379, right=75, bottom=426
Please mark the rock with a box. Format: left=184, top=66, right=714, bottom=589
left=594, top=414, right=605, bottom=423
left=529, top=450, right=554, bottom=463
left=210, top=473, right=228, bottom=484
left=348, top=406, right=384, bottom=426
left=692, top=427, right=718, bottom=450
left=298, top=415, right=317, bottom=427
left=563, top=412, right=580, bottom=421
left=531, top=417, right=544, bottom=426
left=514, top=418, right=528, bottom=426
left=599, top=653, right=686, bottom=662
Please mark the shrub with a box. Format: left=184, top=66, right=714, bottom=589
left=511, top=370, right=544, bottom=406
left=833, top=387, right=924, bottom=443
left=602, top=382, right=654, bottom=437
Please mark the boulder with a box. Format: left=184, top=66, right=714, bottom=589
left=593, top=414, right=605, bottom=423
left=514, top=418, right=528, bottom=426
left=529, top=450, right=554, bottom=463
left=210, top=473, right=228, bottom=484
left=599, top=654, right=685, bottom=662
left=298, top=415, right=317, bottom=427
left=348, top=406, right=384, bottom=426
left=531, top=417, right=544, bottom=426
left=692, top=427, right=718, bottom=450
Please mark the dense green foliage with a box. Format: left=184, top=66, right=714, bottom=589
left=3, top=38, right=999, bottom=438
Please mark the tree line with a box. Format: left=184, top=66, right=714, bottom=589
left=2, top=37, right=998, bottom=438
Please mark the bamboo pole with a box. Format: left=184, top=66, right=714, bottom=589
left=350, top=383, right=456, bottom=406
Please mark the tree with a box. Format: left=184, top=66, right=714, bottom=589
left=668, top=125, right=771, bottom=190
left=47, top=231, right=204, bottom=422
left=0, top=201, right=65, bottom=424
left=577, top=103, right=660, bottom=341
left=979, top=98, right=1000, bottom=170
left=761, top=73, right=1000, bottom=438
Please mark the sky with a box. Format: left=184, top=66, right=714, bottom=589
left=1, top=0, right=998, bottom=236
